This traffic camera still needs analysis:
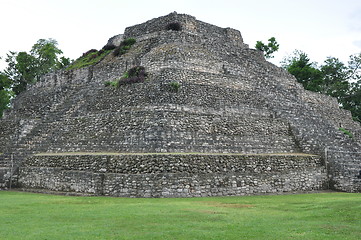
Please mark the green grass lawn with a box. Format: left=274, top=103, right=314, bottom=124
left=0, top=191, right=360, bottom=240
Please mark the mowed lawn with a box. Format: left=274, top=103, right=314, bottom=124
left=0, top=191, right=360, bottom=240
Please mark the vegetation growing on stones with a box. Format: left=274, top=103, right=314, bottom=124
left=113, top=38, right=136, bottom=57
left=168, top=81, right=181, bottom=92
left=66, top=49, right=111, bottom=70
left=339, top=128, right=353, bottom=138
left=104, top=80, right=118, bottom=87
left=166, top=22, right=182, bottom=31
left=105, top=66, right=147, bottom=88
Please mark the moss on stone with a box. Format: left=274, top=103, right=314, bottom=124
left=66, top=49, right=111, bottom=70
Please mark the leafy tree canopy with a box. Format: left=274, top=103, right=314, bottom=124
left=282, top=50, right=361, bottom=122
left=4, top=38, right=70, bottom=95
left=0, top=73, right=13, bottom=117
left=0, top=38, right=70, bottom=118
left=255, top=37, right=280, bottom=59
left=281, top=50, right=323, bottom=92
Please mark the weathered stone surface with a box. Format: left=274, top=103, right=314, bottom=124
left=0, top=12, right=360, bottom=196
left=105, top=34, right=124, bottom=48
left=18, top=154, right=327, bottom=197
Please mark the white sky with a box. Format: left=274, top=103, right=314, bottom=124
left=1, top=0, right=361, bottom=70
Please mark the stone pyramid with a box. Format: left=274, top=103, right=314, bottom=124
left=0, top=12, right=360, bottom=197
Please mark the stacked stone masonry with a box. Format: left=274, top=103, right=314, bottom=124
left=0, top=12, right=360, bottom=195
left=18, top=154, right=327, bottom=197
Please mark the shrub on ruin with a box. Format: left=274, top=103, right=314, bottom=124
left=113, top=38, right=137, bottom=57
left=105, top=66, right=147, bottom=88
left=127, top=66, right=145, bottom=78
left=123, top=38, right=136, bottom=46
left=118, top=66, right=146, bottom=86
left=82, top=49, right=98, bottom=57
left=102, top=44, right=117, bottom=51
left=166, top=22, right=182, bottom=31
left=104, top=80, right=118, bottom=87
left=339, top=128, right=353, bottom=138
left=168, top=81, right=181, bottom=92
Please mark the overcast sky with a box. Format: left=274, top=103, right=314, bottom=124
left=1, top=0, right=361, bottom=70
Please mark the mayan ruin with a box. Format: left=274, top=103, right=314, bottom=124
left=0, top=12, right=360, bottom=197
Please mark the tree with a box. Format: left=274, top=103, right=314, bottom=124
left=5, top=51, right=38, bottom=94
left=342, top=82, right=361, bottom=122
left=30, top=38, right=64, bottom=76
left=255, top=37, right=280, bottom=59
left=282, top=50, right=361, bottom=122
left=282, top=50, right=323, bottom=92
left=4, top=38, right=70, bottom=95
left=0, top=74, right=13, bottom=117
left=342, top=53, right=361, bottom=122
left=347, top=53, right=361, bottom=82
left=320, top=57, right=349, bottom=101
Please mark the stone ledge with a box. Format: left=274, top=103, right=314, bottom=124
left=33, top=152, right=318, bottom=156
left=23, top=153, right=322, bottom=175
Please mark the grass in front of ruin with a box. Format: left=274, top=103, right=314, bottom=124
left=0, top=191, right=360, bottom=240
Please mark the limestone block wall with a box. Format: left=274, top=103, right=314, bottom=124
left=30, top=110, right=296, bottom=154
left=1, top=12, right=360, bottom=194
left=301, top=90, right=361, bottom=134
left=18, top=154, right=328, bottom=197
left=0, top=120, right=19, bottom=154
left=123, top=12, right=246, bottom=49
left=140, top=43, right=223, bottom=74
left=2, top=73, right=299, bottom=155
left=325, top=149, right=361, bottom=192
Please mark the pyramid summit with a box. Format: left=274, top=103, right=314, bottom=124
left=0, top=12, right=360, bottom=197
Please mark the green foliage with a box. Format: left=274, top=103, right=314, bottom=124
left=122, top=71, right=129, bottom=79
left=106, top=66, right=147, bottom=88
left=58, top=56, right=71, bottom=68
left=168, top=81, right=181, bottom=92
left=0, top=74, right=13, bottom=117
left=1, top=192, right=361, bottom=239
left=0, top=38, right=69, bottom=114
left=3, top=38, right=70, bottom=95
left=127, top=65, right=144, bottom=78
left=104, top=80, right=118, bottom=87
left=113, top=38, right=136, bottom=57
left=348, top=53, right=361, bottom=81
left=282, top=50, right=324, bottom=92
left=255, top=37, right=279, bottom=59
left=7, top=51, right=38, bottom=94
left=320, top=57, right=349, bottom=99
left=339, top=128, right=353, bottom=138
left=123, top=38, right=136, bottom=46
left=30, top=38, right=65, bottom=75
left=102, top=44, right=117, bottom=51
left=66, top=49, right=111, bottom=70
left=283, top=50, right=361, bottom=122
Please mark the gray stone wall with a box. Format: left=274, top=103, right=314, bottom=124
left=3, top=78, right=299, bottom=155
left=124, top=12, right=246, bottom=48
left=1, top=12, right=360, bottom=195
left=18, top=154, right=327, bottom=197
